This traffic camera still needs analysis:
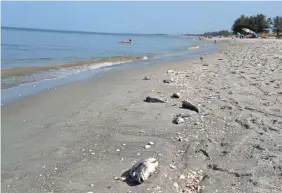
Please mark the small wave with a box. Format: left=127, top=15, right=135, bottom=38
left=1, top=55, right=150, bottom=90
left=186, top=45, right=200, bottom=50
left=1, top=56, right=148, bottom=78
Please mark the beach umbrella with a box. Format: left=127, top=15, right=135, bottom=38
left=242, top=28, right=253, bottom=33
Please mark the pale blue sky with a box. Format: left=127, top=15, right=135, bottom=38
left=2, top=1, right=282, bottom=34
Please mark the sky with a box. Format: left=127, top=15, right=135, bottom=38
left=1, top=1, right=282, bottom=34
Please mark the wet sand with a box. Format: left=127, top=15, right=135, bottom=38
left=2, top=39, right=282, bottom=193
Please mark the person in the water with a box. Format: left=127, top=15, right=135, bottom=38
left=119, top=39, right=132, bottom=43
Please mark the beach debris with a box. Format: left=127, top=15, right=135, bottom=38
left=144, top=96, right=166, bottom=103
left=148, top=142, right=155, bottom=145
left=200, top=56, right=203, bottom=62
left=116, top=149, right=121, bottom=152
left=163, top=78, right=175, bottom=84
left=235, top=119, right=250, bottom=129
left=173, top=116, right=184, bottom=124
left=114, top=176, right=126, bottom=181
left=127, top=158, right=158, bottom=184
left=171, top=93, right=181, bottom=98
left=167, top=70, right=175, bottom=73
left=143, top=76, right=151, bottom=80
left=179, top=170, right=205, bottom=193
left=202, top=63, right=208, bottom=66
left=153, top=186, right=161, bottom=191
left=177, top=136, right=184, bottom=141
left=195, top=149, right=210, bottom=160
left=177, top=112, right=193, bottom=118
left=220, top=105, right=233, bottom=110
left=173, top=182, right=179, bottom=189
left=179, top=174, right=186, bottom=180
left=182, top=101, right=199, bottom=113
left=144, top=145, right=151, bottom=149
left=169, top=164, right=176, bottom=169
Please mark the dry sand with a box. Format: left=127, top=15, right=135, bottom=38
left=2, top=39, right=282, bottom=193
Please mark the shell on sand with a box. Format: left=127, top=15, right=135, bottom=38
left=128, top=158, right=158, bottom=184
left=171, top=93, right=180, bottom=98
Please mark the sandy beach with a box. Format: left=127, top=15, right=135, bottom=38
left=2, top=39, right=282, bottom=193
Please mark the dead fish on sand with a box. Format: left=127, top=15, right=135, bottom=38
left=127, top=158, right=159, bottom=184
left=182, top=101, right=199, bottom=113
left=163, top=78, right=175, bottom=84
left=144, top=96, right=166, bottom=103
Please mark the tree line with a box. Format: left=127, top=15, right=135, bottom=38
left=201, top=14, right=282, bottom=37
left=232, top=14, right=282, bottom=36
left=203, top=30, right=230, bottom=37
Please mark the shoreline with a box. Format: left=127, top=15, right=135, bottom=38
left=2, top=39, right=281, bottom=193
left=0, top=56, right=147, bottom=78
left=1, top=41, right=217, bottom=105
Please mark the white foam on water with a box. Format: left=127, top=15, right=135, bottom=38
left=1, top=60, right=136, bottom=91
left=87, top=61, right=132, bottom=70
left=42, top=56, right=148, bottom=81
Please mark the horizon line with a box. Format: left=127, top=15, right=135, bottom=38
left=2, top=26, right=207, bottom=36
left=1, top=26, right=173, bottom=36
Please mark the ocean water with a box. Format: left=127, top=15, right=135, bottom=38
left=1, top=27, right=217, bottom=104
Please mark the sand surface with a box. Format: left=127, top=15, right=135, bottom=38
left=2, top=39, right=282, bottom=193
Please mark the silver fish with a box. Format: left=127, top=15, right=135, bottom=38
left=128, top=158, right=158, bottom=184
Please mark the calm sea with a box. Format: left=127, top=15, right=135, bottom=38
left=1, top=27, right=216, bottom=104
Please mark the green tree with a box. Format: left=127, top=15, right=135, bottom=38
left=266, top=17, right=273, bottom=32
left=232, top=15, right=251, bottom=33
left=273, top=16, right=282, bottom=37
left=254, top=14, right=268, bottom=32
left=232, top=14, right=269, bottom=33
left=203, top=30, right=230, bottom=37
